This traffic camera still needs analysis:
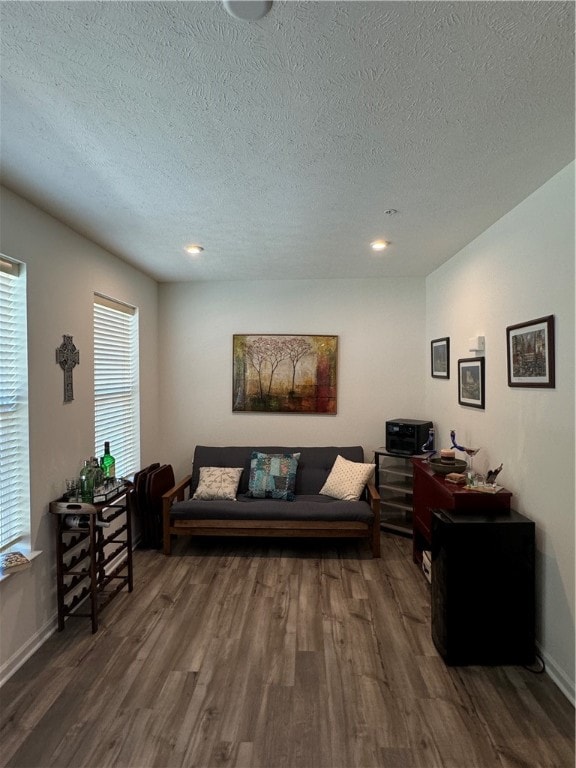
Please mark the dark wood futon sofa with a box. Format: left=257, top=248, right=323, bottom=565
left=162, top=445, right=381, bottom=557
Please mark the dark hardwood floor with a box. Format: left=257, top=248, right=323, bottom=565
left=1, top=533, right=573, bottom=768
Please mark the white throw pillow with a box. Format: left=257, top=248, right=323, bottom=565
left=192, top=467, right=243, bottom=500
left=319, top=455, right=374, bottom=501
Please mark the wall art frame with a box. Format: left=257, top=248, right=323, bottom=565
left=506, top=315, right=555, bottom=388
left=431, top=337, right=450, bottom=379
left=233, top=334, right=338, bottom=414
left=458, top=357, right=485, bottom=409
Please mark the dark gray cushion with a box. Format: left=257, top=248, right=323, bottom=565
left=190, top=445, right=365, bottom=496
left=170, top=493, right=373, bottom=523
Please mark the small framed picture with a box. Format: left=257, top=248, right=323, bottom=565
left=506, top=315, right=555, bottom=388
left=458, top=357, right=485, bottom=409
left=431, top=337, right=450, bottom=379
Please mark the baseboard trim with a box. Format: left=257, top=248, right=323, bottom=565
left=0, top=616, right=58, bottom=688
left=536, top=641, right=575, bottom=706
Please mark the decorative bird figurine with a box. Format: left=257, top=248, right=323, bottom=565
left=450, top=430, right=465, bottom=451
left=486, top=463, right=503, bottom=485
left=420, top=428, right=436, bottom=459
left=450, top=430, right=481, bottom=459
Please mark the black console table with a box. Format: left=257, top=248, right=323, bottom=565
left=431, top=509, right=535, bottom=666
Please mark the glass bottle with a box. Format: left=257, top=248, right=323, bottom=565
left=65, top=514, right=110, bottom=529
left=90, top=457, right=104, bottom=494
left=79, top=460, right=95, bottom=503
left=100, top=441, right=116, bottom=480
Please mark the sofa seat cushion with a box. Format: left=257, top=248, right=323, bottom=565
left=170, top=493, right=373, bottom=523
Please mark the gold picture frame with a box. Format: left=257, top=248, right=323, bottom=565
left=233, top=334, right=338, bottom=414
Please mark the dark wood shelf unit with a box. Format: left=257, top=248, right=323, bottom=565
left=411, top=457, right=512, bottom=564
left=51, top=486, right=134, bottom=633
left=375, top=449, right=422, bottom=536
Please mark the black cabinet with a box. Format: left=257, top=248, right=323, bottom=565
left=431, top=509, right=535, bottom=666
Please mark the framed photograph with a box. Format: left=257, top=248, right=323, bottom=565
left=506, top=315, right=555, bottom=388
left=232, top=334, right=338, bottom=413
left=458, top=357, right=485, bottom=409
left=431, top=337, right=450, bottom=378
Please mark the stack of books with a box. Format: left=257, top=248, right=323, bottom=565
left=0, top=551, right=31, bottom=574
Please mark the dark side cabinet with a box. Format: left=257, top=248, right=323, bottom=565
left=431, top=509, right=535, bottom=666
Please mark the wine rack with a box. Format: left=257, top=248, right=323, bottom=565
left=51, top=487, right=134, bottom=633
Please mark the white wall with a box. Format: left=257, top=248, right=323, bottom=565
left=2, top=164, right=573, bottom=703
left=425, top=162, right=575, bottom=702
left=0, top=186, right=160, bottom=683
left=158, top=278, right=427, bottom=481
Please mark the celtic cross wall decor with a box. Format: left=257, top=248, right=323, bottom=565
left=56, top=335, right=80, bottom=403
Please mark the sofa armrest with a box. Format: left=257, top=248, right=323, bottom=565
left=365, top=481, right=380, bottom=521
left=162, top=474, right=192, bottom=554
left=365, top=481, right=381, bottom=557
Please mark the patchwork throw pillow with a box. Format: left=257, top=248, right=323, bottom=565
left=247, top=452, right=300, bottom=501
left=192, top=467, right=243, bottom=500
left=319, top=454, right=374, bottom=501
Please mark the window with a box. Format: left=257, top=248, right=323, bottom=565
left=0, top=256, right=30, bottom=550
left=93, top=294, right=140, bottom=478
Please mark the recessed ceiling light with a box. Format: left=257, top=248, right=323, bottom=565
left=222, top=1, right=272, bottom=20
left=370, top=240, right=389, bottom=251
left=185, top=244, right=204, bottom=255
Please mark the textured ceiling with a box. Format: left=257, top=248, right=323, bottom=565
left=1, top=1, right=574, bottom=282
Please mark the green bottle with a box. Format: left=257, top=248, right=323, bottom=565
left=100, top=441, right=116, bottom=479
left=79, top=460, right=95, bottom=503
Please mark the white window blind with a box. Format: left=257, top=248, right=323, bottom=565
left=0, top=256, right=30, bottom=549
left=94, top=294, right=140, bottom=479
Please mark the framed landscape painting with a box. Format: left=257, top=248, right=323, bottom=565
left=506, top=315, right=555, bottom=388
left=458, top=357, right=485, bottom=409
left=431, top=337, right=450, bottom=378
left=233, top=334, right=338, bottom=413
